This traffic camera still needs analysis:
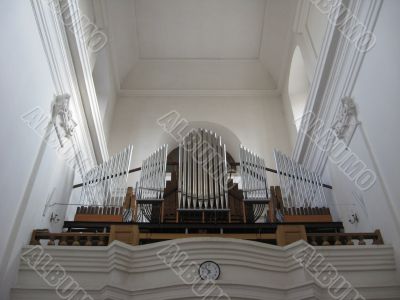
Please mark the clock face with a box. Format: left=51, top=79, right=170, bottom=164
left=199, top=261, right=220, bottom=280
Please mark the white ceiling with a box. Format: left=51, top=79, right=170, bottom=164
left=135, top=0, right=266, bottom=59
left=99, top=0, right=297, bottom=92
left=122, top=60, right=276, bottom=90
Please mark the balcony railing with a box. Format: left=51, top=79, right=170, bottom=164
left=29, top=228, right=383, bottom=247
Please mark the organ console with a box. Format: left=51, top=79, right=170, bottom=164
left=73, top=129, right=332, bottom=227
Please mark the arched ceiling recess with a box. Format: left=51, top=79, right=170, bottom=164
left=95, top=0, right=298, bottom=93
left=288, top=46, right=310, bottom=131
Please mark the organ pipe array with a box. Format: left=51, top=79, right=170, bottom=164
left=178, top=129, right=229, bottom=210
left=239, top=145, right=269, bottom=202
left=80, top=145, right=133, bottom=207
left=273, top=150, right=327, bottom=211
left=136, top=144, right=168, bottom=201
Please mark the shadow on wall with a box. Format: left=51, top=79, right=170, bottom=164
left=158, top=121, right=242, bottom=161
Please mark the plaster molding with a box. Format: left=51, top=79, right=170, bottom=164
left=62, top=0, right=109, bottom=161
left=52, top=94, right=77, bottom=144
left=31, top=0, right=97, bottom=170
left=292, top=0, right=308, bottom=34
left=331, top=96, right=360, bottom=145
left=118, top=89, right=281, bottom=98
left=12, top=239, right=400, bottom=300
left=292, top=0, right=383, bottom=170
left=290, top=0, right=400, bottom=234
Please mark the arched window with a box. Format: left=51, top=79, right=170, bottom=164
left=288, top=46, right=309, bottom=131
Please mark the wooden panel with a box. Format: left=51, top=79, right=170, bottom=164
left=139, top=233, right=276, bottom=241
left=110, top=225, right=139, bottom=245
left=268, top=186, right=277, bottom=222
left=74, top=214, right=123, bottom=222
left=284, top=214, right=332, bottom=222
left=162, top=169, right=178, bottom=223
left=123, top=187, right=135, bottom=209
left=274, top=186, right=284, bottom=210
left=276, top=225, right=307, bottom=246
left=228, top=182, right=244, bottom=223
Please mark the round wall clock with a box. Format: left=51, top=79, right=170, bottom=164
left=198, top=261, right=220, bottom=280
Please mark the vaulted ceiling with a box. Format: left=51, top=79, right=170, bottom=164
left=96, top=0, right=297, bottom=93
left=135, top=0, right=266, bottom=59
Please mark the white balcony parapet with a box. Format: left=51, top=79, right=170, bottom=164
left=12, top=238, right=400, bottom=300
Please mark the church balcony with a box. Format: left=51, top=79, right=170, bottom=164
left=12, top=237, right=400, bottom=300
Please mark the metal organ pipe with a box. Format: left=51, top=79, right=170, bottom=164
left=178, top=129, right=229, bottom=211
left=239, top=145, right=269, bottom=202
left=273, top=150, right=328, bottom=210
left=136, top=144, right=168, bottom=201
left=80, top=145, right=133, bottom=208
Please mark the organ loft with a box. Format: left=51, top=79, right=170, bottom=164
left=4, top=0, right=400, bottom=299
left=31, top=128, right=382, bottom=247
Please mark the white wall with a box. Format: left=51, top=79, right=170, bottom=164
left=122, top=60, right=276, bottom=91
left=259, top=0, right=297, bottom=88
left=280, top=1, right=329, bottom=152
left=0, top=1, right=78, bottom=298
left=77, top=0, right=117, bottom=148
left=109, top=94, right=292, bottom=186
left=326, top=0, right=400, bottom=272
left=92, top=45, right=117, bottom=143
left=105, top=0, right=140, bottom=86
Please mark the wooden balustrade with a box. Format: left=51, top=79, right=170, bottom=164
left=306, top=230, right=383, bottom=246
left=30, top=230, right=110, bottom=246
left=29, top=228, right=383, bottom=247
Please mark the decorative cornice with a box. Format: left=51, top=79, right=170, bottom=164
left=118, top=89, right=281, bottom=98
left=62, top=0, right=109, bottom=161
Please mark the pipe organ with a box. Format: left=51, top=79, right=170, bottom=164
left=240, top=145, right=269, bottom=202
left=136, top=144, right=168, bottom=201
left=79, top=145, right=133, bottom=208
left=135, top=144, right=168, bottom=222
left=273, top=150, right=328, bottom=217
left=178, top=129, right=229, bottom=211
left=239, top=145, right=269, bottom=222
left=73, top=132, right=332, bottom=225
